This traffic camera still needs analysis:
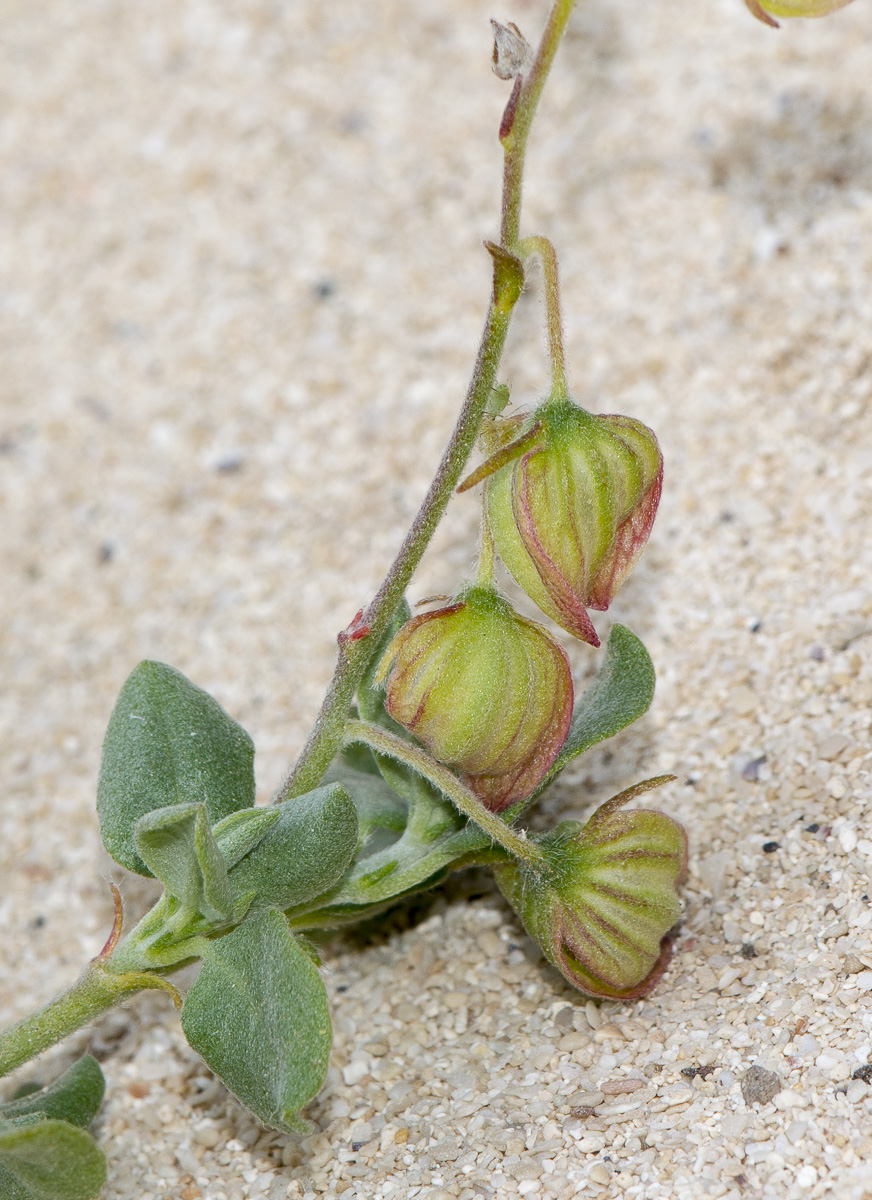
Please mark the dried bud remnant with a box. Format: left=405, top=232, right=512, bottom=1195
left=491, top=20, right=532, bottom=80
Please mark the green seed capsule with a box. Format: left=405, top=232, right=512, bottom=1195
left=375, top=585, right=573, bottom=813
left=485, top=399, right=662, bottom=647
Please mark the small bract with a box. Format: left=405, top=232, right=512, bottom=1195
left=376, top=585, right=573, bottom=812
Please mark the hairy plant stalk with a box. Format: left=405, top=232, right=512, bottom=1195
left=343, top=719, right=546, bottom=868
left=519, top=235, right=569, bottom=398
left=282, top=0, right=578, bottom=800
left=0, top=964, right=178, bottom=1078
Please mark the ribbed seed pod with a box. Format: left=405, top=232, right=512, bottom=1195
left=486, top=399, right=662, bottom=647
left=375, top=585, right=573, bottom=813
left=494, top=781, right=687, bottom=998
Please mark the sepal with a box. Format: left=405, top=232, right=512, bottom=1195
left=745, top=0, right=853, bottom=24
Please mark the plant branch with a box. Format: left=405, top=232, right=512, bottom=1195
left=501, top=0, right=578, bottom=252
left=0, top=963, right=179, bottom=1079
left=343, top=719, right=546, bottom=868
left=280, top=0, right=578, bottom=801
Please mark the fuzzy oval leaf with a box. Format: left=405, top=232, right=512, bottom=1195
left=134, top=802, right=232, bottom=923
left=227, top=784, right=358, bottom=913
left=97, top=660, right=256, bottom=875
left=0, top=1120, right=106, bottom=1200
left=0, top=1058, right=105, bottom=1130
left=181, top=909, right=330, bottom=1133
left=322, top=766, right=407, bottom=848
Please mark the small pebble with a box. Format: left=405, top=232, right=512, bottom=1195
left=681, top=1065, right=717, bottom=1080
left=555, top=1006, right=575, bottom=1030
left=193, top=1124, right=220, bottom=1149
left=588, top=1163, right=611, bottom=1186
left=558, top=1032, right=588, bottom=1052
left=845, top=1079, right=869, bottom=1104
left=600, top=1077, right=645, bottom=1095
left=721, top=1113, right=746, bottom=1138
left=817, top=732, right=850, bottom=760
left=786, top=1121, right=808, bottom=1144
left=839, top=827, right=857, bottom=853
left=741, top=755, right=767, bottom=782
left=342, top=1061, right=368, bottom=1086
left=741, top=1066, right=782, bottom=1106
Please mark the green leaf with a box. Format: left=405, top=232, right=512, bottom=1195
left=97, top=660, right=256, bottom=875
left=494, top=779, right=686, bottom=999
left=338, top=740, right=383, bottom=778
left=555, top=624, right=655, bottom=770
left=322, top=765, right=407, bottom=848
left=504, top=624, right=655, bottom=819
left=135, top=803, right=232, bottom=923
left=181, top=909, right=331, bottom=1134
left=0, top=1119, right=106, bottom=1200
left=0, top=1058, right=105, bottom=1130
left=227, top=784, right=359, bottom=914
left=212, top=807, right=281, bottom=870
left=285, top=819, right=493, bottom=931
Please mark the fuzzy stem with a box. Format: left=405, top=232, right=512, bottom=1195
left=278, top=304, right=512, bottom=800
left=519, top=235, right=569, bottom=399
left=0, top=963, right=178, bottom=1079
left=280, top=0, right=578, bottom=801
left=501, top=0, right=578, bottom=252
left=344, top=719, right=546, bottom=869
left=476, top=512, right=497, bottom=586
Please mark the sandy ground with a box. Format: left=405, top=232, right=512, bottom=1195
left=3, top=0, right=872, bottom=1197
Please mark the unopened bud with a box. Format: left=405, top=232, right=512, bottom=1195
left=485, top=398, right=662, bottom=646
left=375, top=585, right=573, bottom=813
left=745, top=0, right=853, bottom=24
left=494, top=779, right=687, bottom=998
